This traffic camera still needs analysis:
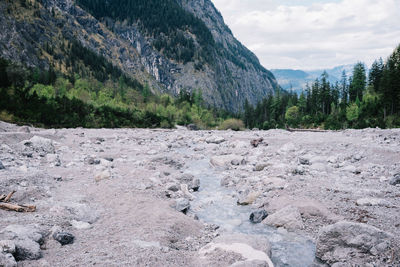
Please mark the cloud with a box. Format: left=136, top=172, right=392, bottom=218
left=211, top=0, right=400, bottom=70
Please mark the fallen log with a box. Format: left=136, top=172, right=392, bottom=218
left=0, top=203, right=36, bottom=212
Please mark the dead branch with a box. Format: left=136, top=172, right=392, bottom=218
left=0, top=191, right=36, bottom=212
left=4, top=190, right=16, bottom=202
left=0, top=203, right=36, bottom=212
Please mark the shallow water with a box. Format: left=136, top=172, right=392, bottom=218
left=185, top=157, right=316, bottom=267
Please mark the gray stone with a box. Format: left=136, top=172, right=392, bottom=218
left=0, top=225, right=44, bottom=245
left=298, top=157, right=310, bottom=165
left=23, top=136, right=55, bottom=155
left=262, top=205, right=304, bottom=231
left=316, top=221, right=392, bottom=265
left=237, top=191, right=260, bottom=205
left=254, top=164, right=268, bottom=172
left=177, top=174, right=200, bottom=191
left=14, top=239, right=41, bottom=261
left=205, top=136, right=226, bottom=144
left=53, top=232, right=74, bottom=246
left=0, top=252, right=17, bottom=267
left=0, top=161, right=4, bottom=170
left=249, top=210, right=268, bottom=223
left=356, top=198, right=391, bottom=207
left=0, top=240, right=16, bottom=254
left=166, top=183, right=180, bottom=192
left=389, top=173, right=400, bottom=186
left=210, top=155, right=245, bottom=168
left=175, top=198, right=190, bottom=214
left=187, top=124, right=198, bottom=131
left=85, top=157, right=100, bottom=165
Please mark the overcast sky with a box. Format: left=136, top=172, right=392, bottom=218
left=211, top=0, right=400, bottom=70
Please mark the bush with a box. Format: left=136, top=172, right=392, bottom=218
left=219, top=118, right=245, bottom=131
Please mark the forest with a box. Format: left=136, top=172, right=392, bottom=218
left=243, top=44, right=400, bottom=130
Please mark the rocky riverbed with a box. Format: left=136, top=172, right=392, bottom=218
left=0, top=121, right=399, bottom=266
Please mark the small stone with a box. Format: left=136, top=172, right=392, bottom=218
left=249, top=210, right=268, bottom=223
left=389, top=173, right=400, bottom=186
left=254, top=164, right=268, bottom=172
left=94, top=170, right=111, bottom=182
left=85, top=157, right=100, bottom=165
left=70, top=220, right=92, bottom=230
left=187, top=124, right=198, bottom=131
left=0, top=161, right=4, bottom=170
left=175, top=198, right=190, bottom=214
left=205, top=136, right=226, bottom=144
left=298, top=157, right=310, bottom=165
left=166, top=183, right=180, bottom=192
left=53, top=232, right=74, bottom=246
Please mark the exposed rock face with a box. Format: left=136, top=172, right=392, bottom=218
left=0, top=0, right=278, bottom=112
left=316, top=221, right=392, bottom=265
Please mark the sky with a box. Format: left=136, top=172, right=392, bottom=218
left=211, top=0, right=400, bottom=70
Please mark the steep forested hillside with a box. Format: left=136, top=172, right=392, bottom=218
left=0, top=0, right=278, bottom=113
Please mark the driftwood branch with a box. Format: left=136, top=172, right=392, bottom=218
left=4, top=190, right=16, bottom=202
left=0, top=191, right=36, bottom=212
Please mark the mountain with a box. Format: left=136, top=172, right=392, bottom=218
left=272, top=65, right=355, bottom=94
left=0, top=0, right=278, bottom=112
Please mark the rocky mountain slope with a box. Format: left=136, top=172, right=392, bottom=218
left=0, top=0, right=278, bottom=112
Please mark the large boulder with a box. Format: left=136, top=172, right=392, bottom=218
left=197, top=233, right=273, bottom=267
left=262, top=205, right=304, bottom=231
left=210, top=155, right=245, bottom=168
left=0, top=225, right=45, bottom=261
left=22, top=136, right=55, bottom=155
left=316, top=221, right=392, bottom=265
left=205, top=136, right=226, bottom=144
left=0, top=252, right=17, bottom=267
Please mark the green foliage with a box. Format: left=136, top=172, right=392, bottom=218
left=285, top=106, right=300, bottom=127
left=346, top=103, right=359, bottom=122
left=219, top=118, right=244, bottom=131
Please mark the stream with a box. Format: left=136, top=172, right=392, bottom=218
left=185, top=156, right=316, bottom=267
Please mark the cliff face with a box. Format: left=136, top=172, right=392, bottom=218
left=0, top=0, right=278, bottom=112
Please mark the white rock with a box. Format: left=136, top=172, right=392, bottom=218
left=71, top=220, right=92, bottom=230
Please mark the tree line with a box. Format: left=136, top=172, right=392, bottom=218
left=244, top=44, right=400, bottom=129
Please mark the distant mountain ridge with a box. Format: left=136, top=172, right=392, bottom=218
left=272, top=65, right=355, bottom=93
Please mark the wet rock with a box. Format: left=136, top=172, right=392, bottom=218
left=263, top=205, right=304, bottom=231
left=210, top=155, right=245, bottom=168
left=175, top=198, right=190, bottom=214
left=53, top=232, right=74, bottom=245
left=205, top=136, right=225, bottom=144
left=316, top=221, right=392, bottom=265
left=356, top=198, right=391, bottom=207
left=237, top=191, right=260, bottom=205
left=177, top=174, right=200, bottom=191
left=0, top=160, right=4, bottom=170
left=0, top=252, right=17, bottom=267
left=389, top=173, right=400, bottom=186
left=249, top=210, right=268, bottom=223
left=94, top=170, right=111, bottom=182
